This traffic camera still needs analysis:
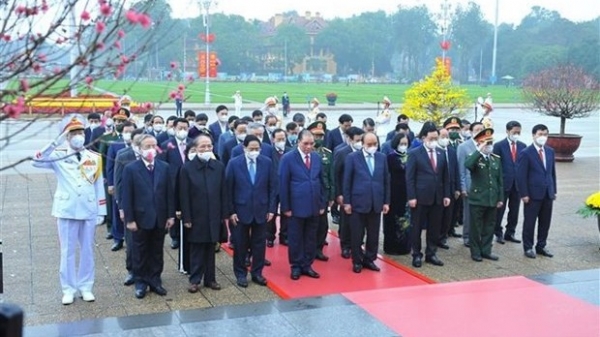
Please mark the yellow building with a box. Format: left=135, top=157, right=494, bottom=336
left=262, top=11, right=337, bottom=75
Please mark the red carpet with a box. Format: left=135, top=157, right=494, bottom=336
left=222, top=231, right=433, bottom=299
left=344, top=276, right=600, bottom=337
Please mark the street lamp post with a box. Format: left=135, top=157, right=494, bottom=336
left=491, top=0, right=499, bottom=84
left=201, top=0, right=212, bottom=106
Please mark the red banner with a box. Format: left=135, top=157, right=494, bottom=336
left=198, top=51, right=218, bottom=78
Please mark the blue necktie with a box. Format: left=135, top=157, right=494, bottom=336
left=249, top=159, right=256, bottom=184
left=367, top=154, right=374, bottom=175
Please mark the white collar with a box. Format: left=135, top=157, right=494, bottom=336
left=297, top=147, right=310, bottom=157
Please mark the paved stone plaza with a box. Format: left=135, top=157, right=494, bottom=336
left=0, top=105, right=598, bottom=330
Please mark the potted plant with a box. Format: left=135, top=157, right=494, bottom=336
left=577, top=191, right=600, bottom=235
left=521, top=64, right=600, bottom=162
left=326, top=92, right=338, bottom=106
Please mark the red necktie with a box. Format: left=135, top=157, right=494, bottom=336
left=429, top=149, right=436, bottom=172
left=538, top=148, right=544, bottom=167
left=304, top=154, right=311, bottom=169
left=511, top=142, right=516, bottom=162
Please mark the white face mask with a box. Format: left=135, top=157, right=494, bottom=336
left=197, top=151, right=212, bottom=161
left=274, top=141, right=286, bottom=150
left=535, top=135, right=548, bottom=146
left=153, top=124, right=164, bottom=132
left=352, top=141, right=363, bottom=151
left=365, top=146, right=377, bottom=155
left=69, top=134, right=85, bottom=150
left=196, top=124, right=206, bottom=130
left=105, top=118, right=114, bottom=127
left=267, top=126, right=277, bottom=133
left=167, top=128, right=175, bottom=136
left=219, top=115, right=229, bottom=123
left=267, top=107, right=278, bottom=115
left=187, top=152, right=197, bottom=161
left=141, top=148, right=156, bottom=161
left=89, top=122, right=99, bottom=130
left=397, top=145, right=407, bottom=153
left=237, top=133, right=247, bottom=142
left=462, top=130, right=471, bottom=139
left=175, top=130, right=188, bottom=140
left=122, top=132, right=132, bottom=142
left=426, top=140, right=438, bottom=149
left=508, top=134, right=520, bottom=142
left=246, top=150, right=260, bottom=160
left=438, top=138, right=449, bottom=148
left=483, top=145, right=494, bottom=154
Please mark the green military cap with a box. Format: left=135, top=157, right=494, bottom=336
left=307, top=121, right=327, bottom=135
left=474, top=128, right=494, bottom=143
left=443, top=117, right=462, bottom=129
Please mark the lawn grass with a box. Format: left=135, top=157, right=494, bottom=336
left=92, top=80, right=524, bottom=105
left=11, top=78, right=524, bottom=104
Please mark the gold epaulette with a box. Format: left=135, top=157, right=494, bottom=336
left=321, top=147, right=332, bottom=153
left=490, top=153, right=500, bottom=158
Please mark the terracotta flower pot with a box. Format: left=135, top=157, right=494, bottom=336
left=545, top=134, right=582, bottom=162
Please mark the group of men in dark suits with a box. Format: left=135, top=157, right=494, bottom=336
left=86, top=104, right=557, bottom=298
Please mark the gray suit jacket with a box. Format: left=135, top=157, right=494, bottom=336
left=456, top=139, right=477, bottom=192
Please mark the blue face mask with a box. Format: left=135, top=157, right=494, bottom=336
left=288, top=134, right=298, bottom=143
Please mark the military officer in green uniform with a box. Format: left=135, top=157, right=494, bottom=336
left=465, top=128, right=504, bottom=262
left=98, top=108, right=130, bottom=239
left=308, top=121, right=334, bottom=261
left=443, top=117, right=464, bottom=238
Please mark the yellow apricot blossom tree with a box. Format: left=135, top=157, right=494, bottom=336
left=401, top=59, right=469, bottom=126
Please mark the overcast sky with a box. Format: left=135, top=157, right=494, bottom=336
left=169, top=0, right=598, bottom=25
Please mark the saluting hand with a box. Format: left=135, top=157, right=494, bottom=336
left=127, top=221, right=138, bottom=232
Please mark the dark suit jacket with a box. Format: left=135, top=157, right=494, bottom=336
left=121, top=160, right=175, bottom=229
left=114, top=147, right=137, bottom=205
left=209, top=121, right=226, bottom=149
left=88, top=126, right=106, bottom=152
left=279, top=150, right=326, bottom=218
left=326, top=127, right=345, bottom=151
left=442, top=146, right=460, bottom=193
left=493, top=138, right=527, bottom=191
left=386, top=129, right=415, bottom=142
left=159, top=138, right=187, bottom=184
left=179, top=158, right=228, bottom=243
left=516, top=145, right=557, bottom=200
left=156, top=132, right=171, bottom=146
left=405, top=146, right=450, bottom=205
left=221, top=137, right=242, bottom=167
left=231, top=143, right=273, bottom=161
left=342, top=151, right=390, bottom=213
left=106, top=141, right=127, bottom=186
left=271, top=146, right=293, bottom=173
left=226, top=155, right=278, bottom=224
left=333, top=144, right=353, bottom=199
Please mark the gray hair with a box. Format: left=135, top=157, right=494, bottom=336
left=137, top=134, right=156, bottom=145
left=247, top=122, right=265, bottom=132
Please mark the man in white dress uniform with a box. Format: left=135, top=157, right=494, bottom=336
left=32, top=116, right=107, bottom=305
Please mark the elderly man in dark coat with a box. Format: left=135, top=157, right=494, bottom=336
left=179, top=134, right=228, bottom=293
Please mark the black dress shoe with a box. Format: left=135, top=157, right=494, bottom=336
left=412, top=256, right=422, bottom=268
left=290, top=271, right=301, bottom=280
left=170, top=239, right=180, bottom=249
left=206, top=282, right=221, bottom=290
left=123, top=273, right=134, bottom=286
left=362, top=261, right=380, bottom=272
left=425, top=255, right=444, bottom=266
left=150, top=286, right=167, bottom=296
left=352, top=264, right=362, bottom=273
left=111, top=240, right=124, bottom=251
left=496, top=236, right=506, bottom=244
left=302, top=269, right=320, bottom=278
left=316, top=251, right=329, bottom=261
left=524, top=249, right=536, bottom=259
left=266, top=240, right=274, bottom=248
left=341, top=249, right=351, bottom=259
left=471, top=255, right=483, bottom=262
left=236, top=278, right=248, bottom=288
left=251, top=275, right=268, bottom=286
left=105, top=233, right=113, bottom=240
left=504, top=235, right=521, bottom=243
left=264, top=259, right=272, bottom=266
left=482, top=253, right=499, bottom=261
left=135, top=289, right=146, bottom=299
left=438, top=242, right=450, bottom=250
left=535, top=247, right=554, bottom=258
left=449, top=231, right=462, bottom=238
